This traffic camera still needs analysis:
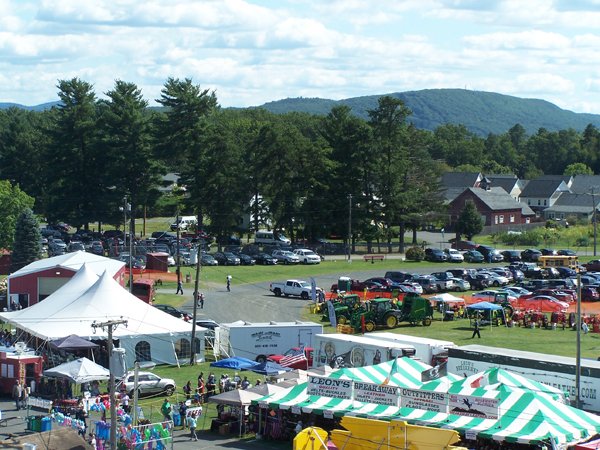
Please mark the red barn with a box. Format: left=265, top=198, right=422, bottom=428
left=8, top=251, right=125, bottom=309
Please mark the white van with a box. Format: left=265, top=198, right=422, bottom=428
left=254, top=230, right=291, bottom=245
left=170, top=215, right=197, bottom=231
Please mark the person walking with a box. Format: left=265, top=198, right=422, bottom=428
left=187, top=411, right=198, bottom=441
left=471, top=317, right=481, bottom=339
left=12, top=381, right=22, bottom=411
left=226, top=275, right=232, bottom=292
left=176, top=278, right=184, bottom=295
left=120, top=391, right=130, bottom=414
left=198, top=292, right=204, bottom=309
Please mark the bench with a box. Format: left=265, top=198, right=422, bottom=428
left=363, top=254, right=385, bottom=263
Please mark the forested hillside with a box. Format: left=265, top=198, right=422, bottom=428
left=259, top=89, right=600, bottom=136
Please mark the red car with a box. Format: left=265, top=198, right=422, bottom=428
left=532, top=288, right=576, bottom=303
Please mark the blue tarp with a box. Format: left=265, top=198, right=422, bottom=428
left=210, top=356, right=258, bottom=370
left=466, top=301, right=503, bottom=310
left=242, top=361, right=291, bottom=376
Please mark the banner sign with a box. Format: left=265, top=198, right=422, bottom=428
left=449, top=394, right=499, bottom=419
left=354, top=381, right=400, bottom=407
left=327, top=301, right=337, bottom=328
left=400, top=388, right=448, bottom=413
left=307, top=376, right=353, bottom=400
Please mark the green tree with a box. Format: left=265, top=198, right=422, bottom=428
left=99, top=80, right=163, bottom=232
left=0, top=180, right=35, bottom=250
left=11, top=208, right=41, bottom=271
left=456, top=201, right=483, bottom=240
left=564, top=162, right=594, bottom=176
left=44, top=78, right=100, bottom=228
left=155, top=78, right=218, bottom=225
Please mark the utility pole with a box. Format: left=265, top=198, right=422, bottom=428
left=592, top=188, right=597, bottom=257
left=122, top=197, right=133, bottom=292
left=92, top=319, right=128, bottom=450
left=190, top=212, right=202, bottom=365
left=176, top=211, right=181, bottom=286
left=128, top=200, right=133, bottom=292
left=576, top=273, right=582, bottom=409
left=347, top=194, right=352, bottom=261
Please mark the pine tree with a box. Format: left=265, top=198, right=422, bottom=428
left=11, top=208, right=41, bottom=272
left=456, top=202, right=484, bottom=240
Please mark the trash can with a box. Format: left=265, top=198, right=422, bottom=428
left=28, top=416, right=42, bottom=432
left=41, top=416, right=52, bottom=432
left=185, top=274, right=191, bottom=283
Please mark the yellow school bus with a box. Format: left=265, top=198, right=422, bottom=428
left=538, top=254, right=579, bottom=272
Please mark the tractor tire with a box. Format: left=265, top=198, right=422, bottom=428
left=423, top=317, right=432, bottom=326
left=273, top=288, right=282, bottom=297
left=364, top=320, right=376, bottom=333
left=385, top=314, right=398, bottom=329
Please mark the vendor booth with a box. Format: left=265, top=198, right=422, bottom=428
left=466, top=301, right=506, bottom=326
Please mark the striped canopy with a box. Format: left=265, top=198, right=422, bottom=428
left=254, top=358, right=600, bottom=446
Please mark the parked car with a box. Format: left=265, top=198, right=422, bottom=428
left=384, top=271, right=413, bottom=283
left=584, top=260, right=600, bottom=272
left=532, top=288, right=575, bottom=303
left=399, top=282, right=423, bottom=295
left=500, top=250, right=521, bottom=262
left=90, top=241, right=105, bottom=256
left=472, top=290, right=517, bottom=303
left=213, top=252, right=241, bottom=266
left=444, top=248, right=464, bottom=263
left=449, top=239, right=478, bottom=250
left=478, top=271, right=509, bottom=287
left=293, top=248, right=321, bottom=264
left=68, top=241, right=85, bottom=252
left=153, top=304, right=192, bottom=321
left=424, top=248, right=448, bottom=262
left=476, top=245, right=503, bottom=263
left=499, top=286, right=531, bottom=297
left=413, top=276, right=439, bottom=294
left=521, top=248, right=542, bottom=262
left=464, top=250, right=484, bottom=263
left=581, top=286, right=600, bottom=302
left=254, top=253, right=278, bottom=265
left=450, top=277, right=471, bottom=292
left=200, top=254, right=218, bottom=266
left=120, top=371, right=176, bottom=397
left=271, top=250, right=300, bottom=265
left=540, top=248, right=557, bottom=256
left=465, top=273, right=491, bottom=290
left=520, top=295, right=570, bottom=311
left=557, top=249, right=577, bottom=256
left=235, top=253, right=256, bottom=266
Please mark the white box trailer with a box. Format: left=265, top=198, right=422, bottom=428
left=215, top=320, right=323, bottom=362
left=313, top=333, right=416, bottom=369
left=368, top=332, right=457, bottom=366
left=448, top=344, right=600, bottom=413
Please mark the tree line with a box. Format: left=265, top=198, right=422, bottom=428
left=1, top=77, right=600, bottom=251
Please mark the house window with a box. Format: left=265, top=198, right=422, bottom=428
left=538, top=200, right=541, bottom=206
left=528, top=199, right=531, bottom=205
left=494, top=215, right=499, bottom=225
left=499, top=215, right=504, bottom=224
left=526, top=217, right=530, bottom=224
left=544, top=199, right=547, bottom=206
left=509, top=215, right=515, bottom=223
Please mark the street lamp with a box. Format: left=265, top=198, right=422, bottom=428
left=592, top=188, right=598, bottom=257
left=347, top=194, right=352, bottom=261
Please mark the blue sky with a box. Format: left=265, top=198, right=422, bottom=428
left=2, top=0, right=600, bottom=113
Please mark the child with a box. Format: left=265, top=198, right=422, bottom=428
left=187, top=411, right=198, bottom=441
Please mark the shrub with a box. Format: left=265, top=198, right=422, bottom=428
left=405, top=246, right=424, bottom=261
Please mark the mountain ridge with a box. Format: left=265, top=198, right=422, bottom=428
left=3, top=89, right=600, bottom=136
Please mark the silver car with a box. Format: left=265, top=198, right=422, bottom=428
left=271, top=250, right=300, bottom=264
left=121, top=371, right=176, bottom=397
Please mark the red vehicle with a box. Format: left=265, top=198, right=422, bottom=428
left=268, top=347, right=313, bottom=370
left=132, top=279, right=155, bottom=304
left=582, top=286, right=600, bottom=302
left=520, top=288, right=575, bottom=304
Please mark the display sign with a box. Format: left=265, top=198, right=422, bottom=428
left=449, top=394, right=499, bottom=419
left=400, top=388, right=448, bottom=413
left=307, top=375, right=353, bottom=400
left=354, top=381, right=400, bottom=407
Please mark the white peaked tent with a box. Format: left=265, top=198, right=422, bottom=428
left=44, top=357, right=110, bottom=384
left=0, top=266, right=201, bottom=367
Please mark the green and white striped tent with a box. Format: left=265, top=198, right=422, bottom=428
left=255, top=358, right=600, bottom=447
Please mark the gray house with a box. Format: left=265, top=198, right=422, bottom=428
left=519, top=177, right=571, bottom=213
left=543, top=192, right=600, bottom=221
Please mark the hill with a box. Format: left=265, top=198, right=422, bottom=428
left=0, top=101, right=60, bottom=111
left=258, top=89, right=600, bottom=136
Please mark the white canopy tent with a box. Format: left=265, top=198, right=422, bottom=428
left=0, top=265, right=203, bottom=368
left=44, top=357, right=110, bottom=384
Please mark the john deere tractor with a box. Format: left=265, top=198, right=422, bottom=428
left=350, top=298, right=404, bottom=332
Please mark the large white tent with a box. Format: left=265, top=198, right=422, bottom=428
left=0, top=265, right=202, bottom=367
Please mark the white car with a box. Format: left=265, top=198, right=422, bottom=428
left=293, top=248, right=321, bottom=264
left=450, top=277, right=471, bottom=292
left=500, top=286, right=531, bottom=297
left=472, top=290, right=517, bottom=303
left=120, top=371, right=176, bottom=397
left=444, top=248, right=464, bottom=262
left=478, top=271, right=509, bottom=287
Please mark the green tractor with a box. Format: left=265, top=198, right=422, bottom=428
left=321, top=294, right=364, bottom=325
left=399, top=293, right=434, bottom=326
left=350, top=298, right=404, bottom=332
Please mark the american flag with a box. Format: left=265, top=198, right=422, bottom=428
left=280, top=347, right=307, bottom=367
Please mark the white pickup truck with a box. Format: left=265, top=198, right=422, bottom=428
left=269, top=279, right=322, bottom=300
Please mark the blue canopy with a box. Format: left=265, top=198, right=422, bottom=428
left=210, top=356, right=258, bottom=370
left=466, top=301, right=503, bottom=310
left=241, top=361, right=291, bottom=376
